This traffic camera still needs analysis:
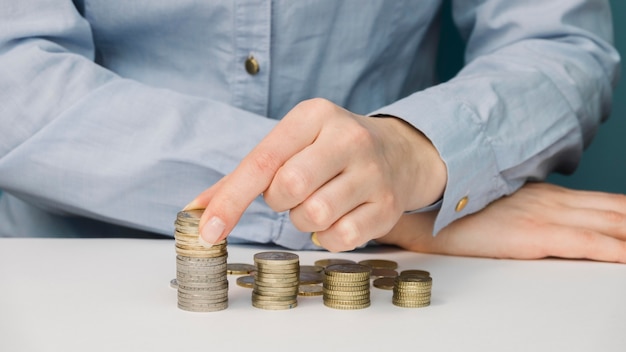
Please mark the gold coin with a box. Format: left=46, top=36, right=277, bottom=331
left=392, top=299, right=430, bottom=308
left=395, top=275, right=432, bottom=284
left=314, top=258, right=356, bottom=268
left=358, top=259, right=398, bottom=270
left=370, top=268, right=398, bottom=279
left=323, top=300, right=370, bottom=310
left=300, top=265, right=324, bottom=273
left=324, top=263, right=371, bottom=275
left=399, top=269, right=431, bottom=278
left=323, top=279, right=371, bottom=287
left=373, top=277, right=395, bottom=290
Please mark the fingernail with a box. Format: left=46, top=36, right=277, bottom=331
left=311, top=232, right=321, bottom=247
left=182, top=200, right=200, bottom=211
left=199, top=216, right=225, bottom=248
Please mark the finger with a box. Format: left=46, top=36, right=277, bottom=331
left=197, top=100, right=329, bottom=245
left=550, top=207, right=626, bottom=241
left=315, top=202, right=399, bottom=252
left=527, top=183, right=626, bottom=213
left=537, top=224, right=626, bottom=263
left=263, top=135, right=348, bottom=212
left=289, top=169, right=372, bottom=232
left=560, top=188, right=626, bottom=213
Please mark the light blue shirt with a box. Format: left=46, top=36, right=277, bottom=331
left=0, top=0, right=620, bottom=249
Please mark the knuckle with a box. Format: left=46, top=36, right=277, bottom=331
left=301, top=197, right=333, bottom=228
left=599, top=210, right=626, bottom=225
left=345, top=122, right=372, bottom=146
left=275, top=167, right=311, bottom=201
left=250, top=150, right=282, bottom=176
left=573, top=228, right=599, bottom=250
left=379, top=190, right=398, bottom=210
left=331, top=219, right=362, bottom=251
left=293, top=98, right=336, bottom=118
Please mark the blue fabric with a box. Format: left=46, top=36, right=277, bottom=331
left=0, top=0, right=619, bottom=249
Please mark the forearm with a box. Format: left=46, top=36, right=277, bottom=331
left=0, top=2, right=306, bottom=245
left=372, top=0, right=620, bottom=233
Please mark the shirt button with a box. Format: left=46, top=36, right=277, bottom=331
left=455, top=196, right=469, bottom=212
left=245, top=56, right=260, bottom=75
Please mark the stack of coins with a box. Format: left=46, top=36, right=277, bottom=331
left=174, top=209, right=228, bottom=312
left=323, top=263, right=371, bottom=310
left=252, top=251, right=300, bottom=310
left=392, top=271, right=432, bottom=308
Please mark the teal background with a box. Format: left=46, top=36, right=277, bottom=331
left=438, top=0, right=625, bottom=194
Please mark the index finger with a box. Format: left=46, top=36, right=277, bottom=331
left=195, top=100, right=329, bottom=245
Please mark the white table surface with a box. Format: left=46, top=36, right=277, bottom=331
left=0, top=238, right=624, bottom=352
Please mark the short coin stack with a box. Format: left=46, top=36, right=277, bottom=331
left=392, top=271, right=432, bottom=308
left=252, top=251, right=300, bottom=310
left=174, top=209, right=228, bottom=312
left=323, top=263, right=371, bottom=310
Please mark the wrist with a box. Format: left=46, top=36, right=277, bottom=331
left=370, top=114, right=447, bottom=211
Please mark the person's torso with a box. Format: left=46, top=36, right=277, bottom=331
left=75, top=0, right=442, bottom=118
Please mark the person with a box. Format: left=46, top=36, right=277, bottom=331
left=0, top=1, right=622, bottom=262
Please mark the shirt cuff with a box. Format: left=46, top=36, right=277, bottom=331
left=403, top=198, right=443, bottom=214
left=370, top=89, right=509, bottom=234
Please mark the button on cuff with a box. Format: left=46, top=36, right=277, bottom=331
left=455, top=196, right=469, bottom=212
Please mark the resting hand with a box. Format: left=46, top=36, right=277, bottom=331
left=185, top=98, right=446, bottom=251
left=377, top=182, right=626, bottom=263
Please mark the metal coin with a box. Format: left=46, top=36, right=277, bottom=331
left=298, top=285, right=323, bottom=296
left=395, top=275, right=433, bottom=285
left=176, top=209, right=204, bottom=222
left=370, top=268, right=398, bottom=279
left=299, top=272, right=323, bottom=285
left=251, top=301, right=298, bottom=310
left=358, top=259, right=398, bottom=270
left=314, top=258, right=356, bottom=268
left=300, top=265, right=324, bottom=273
left=399, top=269, right=431, bottom=278
left=236, top=275, right=254, bottom=288
left=177, top=301, right=228, bottom=312
left=323, top=300, right=370, bottom=310
left=253, top=251, right=299, bottom=265
left=324, top=263, right=371, bottom=275
left=226, top=263, right=256, bottom=275
left=373, top=277, right=395, bottom=290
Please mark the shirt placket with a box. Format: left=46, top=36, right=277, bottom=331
left=232, top=0, right=271, bottom=117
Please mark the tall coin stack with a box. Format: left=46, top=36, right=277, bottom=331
left=252, top=251, right=300, bottom=310
left=174, top=209, right=228, bottom=312
left=392, top=272, right=432, bottom=308
left=323, top=263, right=371, bottom=310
